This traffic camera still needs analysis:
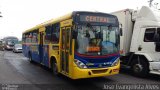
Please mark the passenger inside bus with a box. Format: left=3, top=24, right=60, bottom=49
left=102, top=25, right=116, bottom=54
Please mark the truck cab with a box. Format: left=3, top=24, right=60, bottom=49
left=112, top=6, right=160, bottom=76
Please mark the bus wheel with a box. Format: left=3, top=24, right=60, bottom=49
left=28, top=53, right=33, bottom=63
left=131, top=58, right=149, bottom=77
left=52, top=62, right=59, bottom=76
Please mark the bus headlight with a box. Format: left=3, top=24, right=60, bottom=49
left=7, top=45, right=10, bottom=48
left=74, top=59, right=87, bottom=69
left=111, top=58, right=120, bottom=66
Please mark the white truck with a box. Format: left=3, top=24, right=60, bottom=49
left=111, top=6, right=160, bottom=76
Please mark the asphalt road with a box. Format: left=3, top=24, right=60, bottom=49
left=0, top=51, right=160, bottom=90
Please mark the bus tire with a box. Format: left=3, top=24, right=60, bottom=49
left=131, top=57, right=149, bottom=77
left=52, top=61, right=59, bottom=76
left=28, top=52, right=33, bottom=63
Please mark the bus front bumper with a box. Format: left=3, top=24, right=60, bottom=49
left=71, top=62, right=120, bottom=79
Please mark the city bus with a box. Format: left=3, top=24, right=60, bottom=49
left=22, top=11, right=120, bottom=79
left=3, top=36, right=19, bottom=50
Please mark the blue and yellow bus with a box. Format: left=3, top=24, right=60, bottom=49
left=22, top=11, right=120, bottom=79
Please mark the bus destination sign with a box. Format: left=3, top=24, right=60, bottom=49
left=79, top=15, right=116, bottom=23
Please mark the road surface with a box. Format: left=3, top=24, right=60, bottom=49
left=0, top=51, right=160, bottom=90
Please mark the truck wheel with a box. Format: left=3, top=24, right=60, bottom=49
left=131, top=58, right=149, bottom=77
left=52, top=62, right=59, bottom=76
left=28, top=53, right=33, bottom=63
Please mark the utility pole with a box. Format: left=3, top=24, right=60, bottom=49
left=148, top=0, right=154, bottom=7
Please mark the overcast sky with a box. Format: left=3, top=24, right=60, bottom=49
left=0, top=0, right=159, bottom=40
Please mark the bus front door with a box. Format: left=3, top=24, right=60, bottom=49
left=60, top=27, right=71, bottom=74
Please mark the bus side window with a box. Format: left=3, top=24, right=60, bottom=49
left=51, top=23, right=60, bottom=43
left=25, top=33, right=30, bottom=43
left=28, top=32, right=32, bottom=43
left=25, top=33, right=28, bottom=43
left=32, top=30, right=38, bottom=43
left=45, top=26, right=52, bottom=44
left=22, top=34, right=26, bottom=43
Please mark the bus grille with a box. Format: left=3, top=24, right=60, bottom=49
left=92, top=69, right=108, bottom=74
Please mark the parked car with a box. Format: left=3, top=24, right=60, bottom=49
left=13, top=44, right=22, bottom=53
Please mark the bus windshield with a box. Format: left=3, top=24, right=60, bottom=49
left=7, top=39, right=18, bottom=45
left=75, top=24, right=119, bottom=56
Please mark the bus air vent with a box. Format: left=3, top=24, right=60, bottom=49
left=92, top=69, right=108, bottom=74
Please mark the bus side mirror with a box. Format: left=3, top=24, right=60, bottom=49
left=72, top=30, right=78, bottom=39
left=119, top=23, right=123, bottom=36
left=120, top=28, right=123, bottom=36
